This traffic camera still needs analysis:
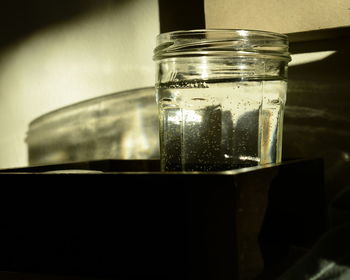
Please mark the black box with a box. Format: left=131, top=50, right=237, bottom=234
left=0, top=159, right=326, bottom=280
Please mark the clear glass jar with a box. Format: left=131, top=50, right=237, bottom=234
left=153, top=29, right=291, bottom=171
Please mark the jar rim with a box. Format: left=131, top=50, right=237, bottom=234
left=153, top=29, right=291, bottom=62
left=157, top=28, right=288, bottom=40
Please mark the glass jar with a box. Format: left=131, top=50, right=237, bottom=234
left=153, top=29, right=291, bottom=171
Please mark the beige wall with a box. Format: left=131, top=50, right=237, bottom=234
left=0, top=0, right=159, bottom=168
left=205, top=0, right=350, bottom=34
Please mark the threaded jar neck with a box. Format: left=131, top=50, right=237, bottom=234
left=153, top=29, right=291, bottom=62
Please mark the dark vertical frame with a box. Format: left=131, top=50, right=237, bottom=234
left=157, top=0, right=205, bottom=33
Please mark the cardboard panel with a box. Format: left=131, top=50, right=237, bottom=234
left=205, top=0, right=350, bottom=38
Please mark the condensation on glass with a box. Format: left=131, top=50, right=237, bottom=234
left=153, top=29, right=291, bottom=171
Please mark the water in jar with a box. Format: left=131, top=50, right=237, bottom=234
left=156, top=78, right=287, bottom=171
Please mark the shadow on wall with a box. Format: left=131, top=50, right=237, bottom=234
left=0, top=0, right=129, bottom=49
left=283, top=37, right=350, bottom=201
